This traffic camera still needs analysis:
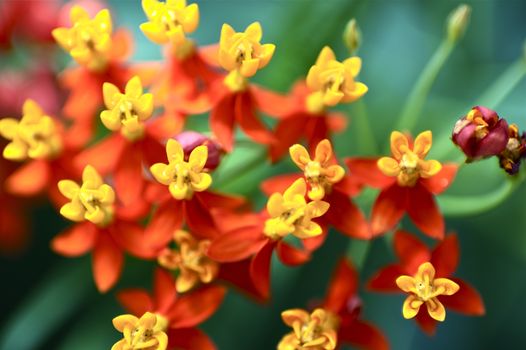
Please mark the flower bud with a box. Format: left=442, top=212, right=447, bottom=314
left=447, top=4, right=471, bottom=43
left=343, top=18, right=361, bottom=55
left=498, top=124, right=526, bottom=175
left=174, top=131, right=222, bottom=170
left=452, top=106, right=509, bottom=160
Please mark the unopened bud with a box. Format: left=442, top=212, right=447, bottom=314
left=447, top=4, right=471, bottom=43
left=343, top=19, right=361, bottom=55
left=175, top=131, right=223, bottom=171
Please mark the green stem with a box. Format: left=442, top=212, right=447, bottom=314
left=476, top=58, right=526, bottom=107
left=350, top=100, right=379, bottom=155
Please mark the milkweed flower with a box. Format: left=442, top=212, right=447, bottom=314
left=111, top=312, right=168, bottom=350
left=498, top=124, right=526, bottom=175
left=347, top=131, right=458, bottom=239
left=368, top=230, right=485, bottom=334
left=262, top=139, right=370, bottom=240
left=174, top=131, right=223, bottom=171
left=278, top=308, right=338, bottom=350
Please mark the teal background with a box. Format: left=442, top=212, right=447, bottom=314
left=1, top=0, right=526, bottom=349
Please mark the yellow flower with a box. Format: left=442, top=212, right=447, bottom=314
left=52, top=6, right=113, bottom=71
left=101, top=76, right=154, bottom=141
left=278, top=308, right=338, bottom=350
left=0, top=99, right=62, bottom=161
left=158, top=230, right=218, bottom=293
left=377, top=130, right=442, bottom=187
left=396, top=262, right=460, bottom=322
left=305, top=46, right=368, bottom=114
left=289, top=140, right=345, bottom=201
left=264, top=178, right=329, bottom=240
left=219, top=22, right=275, bottom=91
left=112, top=312, right=168, bottom=350
left=150, top=139, right=212, bottom=200
left=58, top=165, right=115, bottom=227
left=140, top=0, right=199, bottom=48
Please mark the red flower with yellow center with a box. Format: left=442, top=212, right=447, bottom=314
left=278, top=308, right=338, bottom=350
left=111, top=312, right=168, bottom=350
left=347, top=130, right=458, bottom=239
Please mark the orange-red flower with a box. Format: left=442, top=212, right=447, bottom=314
left=117, top=268, right=226, bottom=350
left=346, top=131, right=458, bottom=239
left=368, top=230, right=485, bottom=335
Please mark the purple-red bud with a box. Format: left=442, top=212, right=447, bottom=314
left=498, top=125, right=526, bottom=175
left=175, top=131, right=223, bottom=170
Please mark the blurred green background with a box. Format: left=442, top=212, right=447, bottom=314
left=1, top=0, right=526, bottom=349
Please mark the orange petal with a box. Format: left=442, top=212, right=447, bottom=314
left=207, top=226, right=267, bottom=262
left=430, top=234, right=459, bottom=277
left=324, top=259, right=357, bottom=313
left=145, top=200, right=184, bottom=251
left=276, top=241, right=310, bottom=266
left=168, top=285, right=227, bottom=328
left=394, top=230, right=431, bottom=273
left=260, top=173, right=299, bottom=197
left=406, top=184, right=444, bottom=240
left=115, top=144, right=144, bottom=206
left=210, top=93, right=235, bottom=152
left=153, top=268, right=177, bottom=314
left=235, top=92, right=275, bottom=146
left=92, top=233, right=124, bottom=293
left=249, top=241, right=274, bottom=300
left=371, top=184, right=407, bottom=237
left=5, top=160, right=50, bottom=196
left=250, top=85, right=295, bottom=118
left=367, top=264, right=406, bottom=292
left=324, top=189, right=371, bottom=239
left=168, top=328, right=216, bottom=350
left=441, top=278, right=485, bottom=316
left=116, top=289, right=154, bottom=316
left=339, top=320, right=389, bottom=350
left=74, top=134, right=127, bottom=175
left=51, top=222, right=97, bottom=257
left=345, top=158, right=395, bottom=189
left=420, top=163, right=458, bottom=195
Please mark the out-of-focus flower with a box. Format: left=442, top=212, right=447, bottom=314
left=278, top=308, right=338, bottom=350
left=498, top=124, right=526, bottom=175
left=347, top=131, right=458, bottom=239
left=447, top=4, right=471, bottom=43
left=452, top=106, right=509, bottom=160
left=111, top=312, right=168, bottom=350
left=175, top=131, right=223, bottom=170
left=368, top=230, right=485, bottom=335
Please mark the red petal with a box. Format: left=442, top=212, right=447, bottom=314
left=302, top=232, right=327, bottom=251
left=116, top=289, right=153, bottom=316
left=196, top=191, right=246, bottom=210
left=269, top=115, right=307, bottom=162
left=210, top=93, right=235, bottom=152
left=207, top=227, right=267, bottom=262
left=114, top=143, right=144, bottom=206
left=168, top=328, right=216, bottom=350
left=199, top=44, right=220, bottom=67
left=146, top=114, right=183, bottom=141
left=394, top=230, right=431, bottom=274
left=333, top=174, right=363, bottom=197
left=109, top=30, right=133, bottom=60
left=367, top=265, right=405, bottom=292
left=406, top=183, right=444, bottom=239
left=218, top=260, right=263, bottom=302
left=5, top=160, right=50, bottom=196
left=276, top=241, right=311, bottom=266
left=326, top=111, right=347, bottom=133
left=420, top=163, right=458, bottom=195
left=430, top=234, right=459, bottom=277
left=250, top=241, right=275, bottom=300
left=110, top=220, right=156, bottom=259
left=141, top=135, right=170, bottom=167
left=339, top=320, right=389, bottom=350
left=74, top=134, right=126, bottom=175
left=251, top=85, right=294, bottom=117
left=168, top=285, right=226, bottom=328
left=260, top=173, right=299, bottom=196
left=371, top=184, right=407, bottom=237
left=235, top=92, right=275, bottom=146
left=324, top=259, right=358, bottom=313
left=92, top=233, right=124, bottom=293
left=345, top=158, right=394, bottom=189
left=185, top=197, right=219, bottom=239
left=305, top=117, right=329, bottom=154
left=153, top=268, right=177, bottom=314
left=414, top=311, right=437, bottom=336
left=145, top=200, right=184, bottom=251
left=324, top=189, right=371, bottom=239
left=51, top=222, right=97, bottom=257
left=441, top=278, right=485, bottom=316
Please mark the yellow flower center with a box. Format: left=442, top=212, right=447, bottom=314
left=0, top=100, right=62, bottom=161
left=278, top=308, right=338, bottom=350
left=112, top=312, right=168, bottom=350
left=150, top=139, right=212, bottom=200
left=158, top=230, right=218, bottom=293
left=58, top=165, right=115, bottom=227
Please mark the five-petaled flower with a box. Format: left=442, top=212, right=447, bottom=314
left=111, top=312, right=168, bottom=350
left=278, top=308, right=338, bottom=350
left=347, top=130, right=458, bottom=239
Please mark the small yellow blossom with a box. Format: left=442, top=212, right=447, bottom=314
left=377, top=131, right=442, bottom=187
left=140, top=0, right=199, bottom=51
left=306, top=46, right=368, bottom=114
left=278, top=308, right=338, bottom=350
left=289, top=140, right=345, bottom=201
left=264, top=178, right=329, bottom=240
left=101, top=76, right=154, bottom=141
left=0, top=99, right=62, bottom=161
left=58, top=165, right=115, bottom=227
left=150, top=139, right=212, bottom=200
left=396, top=262, right=460, bottom=322
left=158, top=230, right=219, bottom=293
left=112, top=312, right=168, bottom=350
left=219, top=22, right=275, bottom=91
left=52, top=6, right=113, bottom=71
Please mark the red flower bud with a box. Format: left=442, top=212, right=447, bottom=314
left=452, top=106, right=509, bottom=159
left=174, top=131, right=223, bottom=170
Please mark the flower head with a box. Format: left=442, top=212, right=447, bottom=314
left=264, top=178, right=329, bottom=240
left=377, top=131, right=442, bottom=187
left=305, top=46, right=367, bottom=114
left=396, top=262, right=459, bottom=322
left=289, top=139, right=345, bottom=200
left=140, top=0, right=199, bottom=47
left=158, top=230, right=219, bottom=293
left=174, top=131, right=223, bottom=170
left=498, top=124, right=526, bottom=175
left=278, top=308, right=338, bottom=350
left=0, top=99, right=62, bottom=161
left=150, top=139, right=212, bottom=200
left=111, top=312, right=168, bottom=350
left=101, top=76, right=154, bottom=141
left=58, top=165, right=115, bottom=226
left=52, top=6, right=113, bottom=71
left=452, top=106, right=509, bottom=160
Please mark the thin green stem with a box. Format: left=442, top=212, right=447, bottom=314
left=350, top=100, right=379, bottom=155
left=476, top=58, right=526, bottom=108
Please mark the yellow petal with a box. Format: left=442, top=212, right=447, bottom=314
left=182, top=3, right=199, bottom=33
left=169, top=182, right=189, bottom=200
left=402, top=295, right=423, bottom=319
left=289, top=144, right=310, bottom=169
left=306, top=65, right=322, bottom=91
left=258, top=44, right=275, bottom=69
left=433, top=278, right=460, bottom=296
left=419, top=159, right=442, bottom=178
left=52, top=28, right=71, bottom=49
left=154, top=331, right=168, bottom=350
left=125, top=76, right=143, bottom=99
left=281, top=309, right=310, bottom=327
left=377, top=157, right=400, bottom=177
left=176, top=269, right=199, bottom=293
left=0, top=118, right=19, bottom=139
left=307, top=185, right=325, bottom=201
left=140, top=22, right=168, bottom=44
left=245, top=21, right=262, bottom=41
left=58, top=179, right=80, bottom=198
left=70, top=5, right=89, bottom=23
left=322, top=89, right=344, bottom=107
left=283, top=178, right=307, bottom=201
left=295, top=221, right=323, bottom=239
left=82, top=165, right=103, bottom=188
left=316, top=46, right=335, bottom=66
left=343, top=56, right=362, bottom=77
left=150, top=163, right=171, bottom=185
left=266, top=193, right=285, bottom=218
left=342, top=81, right=368, bottom=102
left=240, top=58, right=260, bottom=77
left=3, top=142, right=27, bottom=161
left=188, top=145, right=208, bottom=170
left=102, top=82, right=120, bottom=109
left=426, top=297, right=446, bottom=322
left=23, top=99, right=43, bottom=118
left=413, top=130, right=433, bottom=158
left=141, top=0, right=157, bottom=19
left=112, top=314, right=138, bottom=332
left=166, top=139, right=184, bottom=162
left=396, top=275, right=417, bottom=294
left=60, top=201, right=85, bottom=222
left=85, top=206, right=105, bottom=225
left=314, top=139, right=332, bottom=164
left=325, top=164, right=345, bottom=184
left=415, top=262, right=436, bottom=282
left=100, top=110, right=121, bottom=131
left=94, top=9, right=112, bottom=33
left=306, top=200, right=330, bottom=218
left=220, top=23, right=235, bottom=44
left=191, top=173, right=212, bottom=192
left=137, top=94, right=154, bottom=120
left=139, top=312, right=158, bottom=328
left=390, top=131, right=409, bottom=160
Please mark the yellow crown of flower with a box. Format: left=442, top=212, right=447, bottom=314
left=305, top=46, right=368, bottom=114
left=58, top=165, right=115, bottom=227
left=289, top=140, right=345, bottom=201
left=377, top=131, right=442, bottom=187
left=52, top=6, right=113, bottom=71
left=140, top=0, right=199, bottom=46
left=150, top=139, right=212, bottom=200
left=278, top=308, right=338, bottom=350
left=101, top=76, right=154, bottom=141
left=264, top=178, right=329, bottom=240
left=112, top=312, right=168, bottom=350
left=0, top=99, right=62, bottom=161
